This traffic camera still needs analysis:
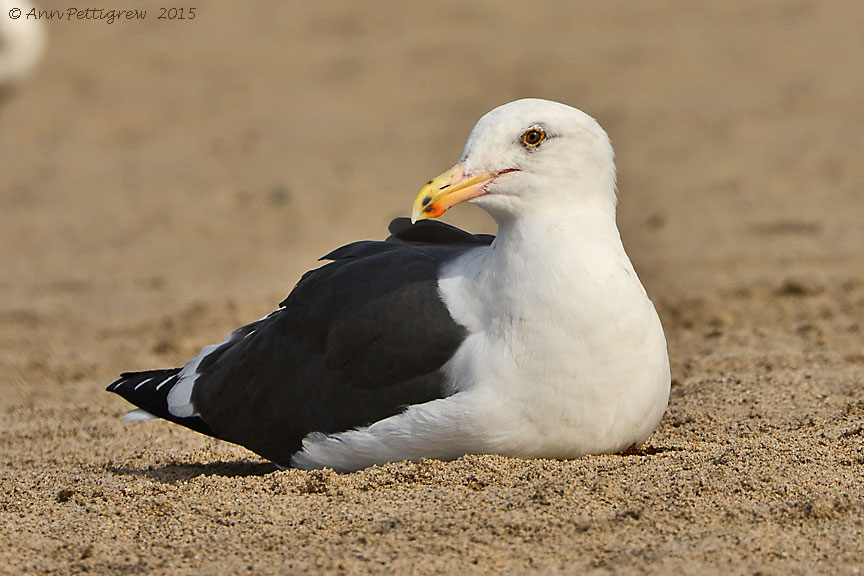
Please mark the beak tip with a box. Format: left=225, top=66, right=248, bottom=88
left=413, top=163, right=489, bottom=224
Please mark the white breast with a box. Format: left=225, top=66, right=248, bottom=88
left=437, top=216, right=670, bottom=459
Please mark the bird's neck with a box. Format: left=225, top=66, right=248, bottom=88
left=438, top=202, right=654, bottom=377
left=488, top=204, right=625, bottom=272
left=455, top=203, right=641, bottom=324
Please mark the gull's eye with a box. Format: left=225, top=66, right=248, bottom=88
left=521, top=127, right=546, bottom=148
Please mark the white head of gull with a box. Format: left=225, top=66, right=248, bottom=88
left=413, top=98, right=617, bottom=225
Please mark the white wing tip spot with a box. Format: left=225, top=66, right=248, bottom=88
left=133, top=377, right=154, bottom=390
left=155, top=376, right=174, bottom=390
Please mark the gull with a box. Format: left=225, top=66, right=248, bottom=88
left=0, top=0, right=45, bottom=102
left=108, top=98, right=670, bottom=472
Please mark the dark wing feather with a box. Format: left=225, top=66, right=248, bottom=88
left=108, top=219, right=491, bottom=466
left=108, top=369, right=214, bottom=436
left=387, top=217, right=495, bottom=246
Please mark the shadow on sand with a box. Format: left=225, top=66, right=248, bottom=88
left=107, top=460, right=279, bottom=483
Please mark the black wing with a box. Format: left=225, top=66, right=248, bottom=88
left=386, top=217, right=495, bottom=246
left=108, top=219, right=493, bottom=466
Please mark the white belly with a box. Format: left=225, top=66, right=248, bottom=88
left=443, top=301, right=670, bottom=459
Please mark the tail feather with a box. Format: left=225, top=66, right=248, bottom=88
left=122, top=408, right=157, bottom=422
left=107, top=368, right=214, bottom=437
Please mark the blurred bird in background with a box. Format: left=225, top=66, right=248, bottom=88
left=0, top=0, right=45, bottom=103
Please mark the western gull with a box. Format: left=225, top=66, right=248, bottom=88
left=108, top=98, right=670, bottom=472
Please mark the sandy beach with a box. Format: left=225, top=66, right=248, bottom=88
left=2, top=1, right=863, bottom=573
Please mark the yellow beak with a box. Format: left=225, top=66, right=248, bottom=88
left=411, top=164, right=497, bottom=223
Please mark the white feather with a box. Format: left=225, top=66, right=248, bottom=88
left=133, top=377, right=154, bottom=390
left=167, top=342, right=221, bottom=418
left=155, top=375, right=174, bottom=391
left=123, top=408, right=157, bottom=423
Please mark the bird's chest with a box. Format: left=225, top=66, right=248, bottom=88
left=440, top=238, right=661, bottom=387
left=463, top=278, right=666, bottom=455
left=474, top=256, right=640, bottom=369
left=480, top=285, right=629, bottom=382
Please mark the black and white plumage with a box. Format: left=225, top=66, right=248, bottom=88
left=109, top=99, right=670, bottom=472
left=110, top=219, right=488, bottom=466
